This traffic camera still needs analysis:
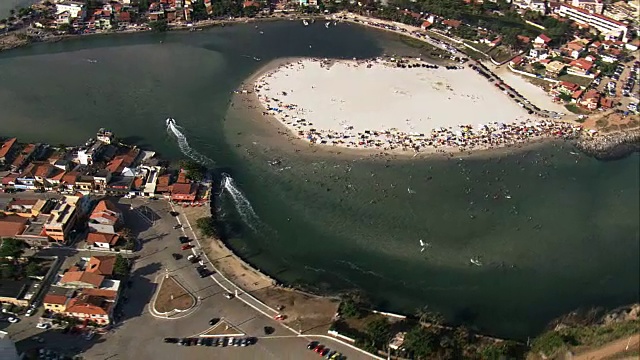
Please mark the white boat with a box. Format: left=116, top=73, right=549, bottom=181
left=325, top=22, right=330, bottom=28
left=303, top=19, right=309, bottom=26
left=166, top=118, right=176, bottom=127
left=470, top=257, right=483, bottom=266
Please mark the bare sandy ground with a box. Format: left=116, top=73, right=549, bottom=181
left=256, top=59, right=531, bottom=140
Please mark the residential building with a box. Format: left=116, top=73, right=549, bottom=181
left=0, top=279, right=30, bottom=306
left=59, top=271, right=104, bottom=289
left=75, top=176, right=94, bottom=193
left=55, top=1, right=85, bottom=19
left=534, top=34, right=552, bottom=46
left=43, top=197, right=79, bottom=243
left=96, top=129, right=114, bottom=144
left=557, top=81, right=581, bottom=94
left=88, top=199, right=122, bottom=234
left=85, top=256, right=115, bottom=276
left=155, top=173, right=172, bottom=194
left=61, top=171, right=79, bottom=192
left=171, top=182, right=198, bottom=202
left=92, top=169, right=111, bottom=194
left=545, top=60, right=567, bottom=78
left=0, top=215, right=28, bottom=238
left=579, top=89, right=601, bottom=110
left=558, top=4, right=629, bottom=40
left=11, top=143, right=38, bottom=171
left=63, top=289, right=117, bottom=325
left=15, top=214, right=50, bottom=248
left=43, top=286, right=75, bottom=313
left=510, top=56, right=524, bottom=67
left=0, top=138, right=18, bottom=166
left=571, top=0, right=604, bottom=14
left=86, top=232, right=120, bottom=249
left=105, top=176, right=133, bottom=195
left=567, top=58, right=594, bottom=76
left=77, top=141, right=104, bottom=166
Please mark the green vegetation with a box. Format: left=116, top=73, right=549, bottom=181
left=180, top=160, right=206, bottom=181
left=25, top=261, right=42, bottom=277
left=196, top=216, right=217, bottom=238
left=362, top=317, right=392, bottom=351
left=0, top=238, right=26, bottom=258
left=531, top=320, right=640, bottom=358
left=558, top=74, right=594, bottom=88
left=113, top=254, right=130, bottom=277
left=565, top=104, right=589, bottom=115
left=149, top=19, right=169, bottom=32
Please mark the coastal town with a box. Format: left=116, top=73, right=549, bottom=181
left=0, top=0, right=639, bottom=357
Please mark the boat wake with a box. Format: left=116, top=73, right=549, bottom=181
left=166, top=118, right=215, bottom=166
left=221, top=173, right=261, bottom=231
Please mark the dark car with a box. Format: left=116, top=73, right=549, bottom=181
left=196, top=266, right=210, bottom=278
left=163, top=337, right=179, bottom=344
left=209, top=318, right=220, bottom=326
left=171, top=253, right=182, bottom=260
left=169, top=211, right=179, bottom=217
left=320, top=348, right=330, bottom=356
left=307, top=341, right=319, bottom=350
left=173, top=224, right=182, bottom=229
left=179, top=236, right=190, bottom=244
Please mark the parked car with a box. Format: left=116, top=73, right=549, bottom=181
left=224, top=292, right=234, bottom=299
left=314, top=345, right=325, bottom=353
left=181, top=244, right=194, bottom=251
left=36, top=323, right=50, bottom=329
left=163, top=337, right=179, bottom=343
left=209, top=318, right=219, bottom=326
left=320, top=348, right=330, bottom=356
left=187, top=254, right=200, bottom=263
left=173, top=224, right=182, bottom=229
left=169, top=211, right=179, bottom=217
left=196, top=266, right=210, bottom=278
left=178, top=236, right=190, bottom=244
left=171, top=253, right=182, bottom=260
left=25, top=307, right=36, bottom=317
left=7, top=316, right=19, bottom=323
left=326, top=350, right=336, bottom=359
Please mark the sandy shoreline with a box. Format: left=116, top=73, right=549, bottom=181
left=247, top=57, right=583, bottom=157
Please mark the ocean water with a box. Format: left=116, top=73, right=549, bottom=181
left=0, top=20, right=637, bottom=339
left=0, top=0, right=34, bottom=18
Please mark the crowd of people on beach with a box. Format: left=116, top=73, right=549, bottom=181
left=253, top=58, right=583, bottom=154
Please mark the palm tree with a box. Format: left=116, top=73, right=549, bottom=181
left=415, top=305, right=444, bottom=326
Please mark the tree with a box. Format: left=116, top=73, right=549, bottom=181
left=149, top=19, right=169, bottom=32
left=179, top=160, right=206, bottom=181
left=58, top=23, right=73, bottom=33
left=415, top=305, right=444, bottom=326
left=403, top=325, right=439, bottom=359
left=113, top=254, right=130, bottom=277
left=339, top=296, right=361, bottom=318
left=25, top=261, right=42, bottom=277
left=364, top=317, right=392, bottom=350
left=0, top=238, right=26, bottom=258
left=196, top=217, right=217, bottom=237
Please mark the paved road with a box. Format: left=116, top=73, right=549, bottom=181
left=4, top=197, right=375, bottom=360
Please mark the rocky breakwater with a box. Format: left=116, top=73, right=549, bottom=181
left=576, top=129, right=640, bottom=160
left=0, top=33, right=30, bottom=52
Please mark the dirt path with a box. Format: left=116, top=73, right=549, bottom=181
left=573, top=334, right=639, bottom=360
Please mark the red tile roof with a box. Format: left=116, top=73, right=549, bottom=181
left=442, top=19, right=462, bottom=28
left=0, top=138, right=17, bottom=158
left=562, top=3, right=626, bottom=26
left=536, top=34, right=552, bottom=43
left=560, top=81, right=580, bottom=91
left=171, top=182, right=196, bottom=195
left=43, top=293, right=69, bottom=305
left=517, top=35, right=530, bottom=44
left=421, top=20, right=432, bottom=28
left=62, top=172, right=79, bottom=185
left=65, top=294, right=111, bottom=316
left=569, top=58, right=593, bottom=71
left=86, top=232, right=119, bottom=247
left=0, top=215, right=28, bottom=237
left=1, top=173, right=18, bottom=185
left=60, top=271, right=104, bottom=288
left=105, top=158, right=125, bottom=174
left=86, top=256, right=116, bottom=276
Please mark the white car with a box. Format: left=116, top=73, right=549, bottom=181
left=36, top=323, right=50, bottom=329
left=7, top=316, right=19, bottom=323
left=25, top=307, right=36, bottom=317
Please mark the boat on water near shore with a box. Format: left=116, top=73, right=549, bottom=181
left=303, top=19, right=309, bottom=26
left=470, top=257, right=483, bottom=266
left=166, top=117, right=176, bottom=127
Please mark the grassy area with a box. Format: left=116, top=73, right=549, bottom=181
left=463, top=40, right=491, bottom=54
left=397, top=35, right=448, bottom=57
left=565, top=104, right=590, bottom=115
left=558, top=74, right=594, bottom=88
left=489, top=45, right=517, bottom=63
left=154, top=275, right=195, bottom=314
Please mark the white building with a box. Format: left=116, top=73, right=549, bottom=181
left=55, top=1, right=85, bottom=19
left=558, top=4, right=628, bottom=40
left=571, top=0, right=604, bottom=14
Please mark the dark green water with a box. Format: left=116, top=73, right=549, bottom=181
left=0, top=21, right=638, bottom=339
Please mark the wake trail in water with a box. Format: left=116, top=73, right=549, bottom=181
left=165, top=118, right=215, bottom=166
left=221, top=173, right=261, bottom=231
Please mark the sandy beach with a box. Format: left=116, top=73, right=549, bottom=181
left=252, top=58, right=582, bottom=153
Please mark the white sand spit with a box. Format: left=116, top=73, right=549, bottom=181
left=254, top=59, right=583, bottom=152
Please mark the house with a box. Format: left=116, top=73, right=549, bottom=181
left=510, top=56, right=524, bottom=67
left=75, top=176, right=94, bottom=193
left=85, top=256, right=115, bottom=276
left=155, top=173, right=172, bottom=194
left=579, top=89, right=601, bottom=110
left=600, top=97, right=614, bottom=109
left=43, top=286, right=75, bottom=313
left=567, top=58, right=594, bottom=76
left=105, top=176, right=133, bottom=195
left=421, top=20, right=432, bottom=30
left=63, top=290, right=116, bottom=325
left=0, top=215, right=28, bottom=238
left=92, top=169, right=111, bottom=194
left=96, top=129, right=114, bottom=144
left=243, top=0, right=260, bottom=7
left=76, top=140, right=104, bottom=166
left=88, top=199, right=122, bottom=234
left=0, top=173, right=18, bottom=189
left=86, top=232, right=120, bottom=249
left=545, top=61, right=567, bottom=78
left=59, top=271, right=104, bottom=288
left=529, top=47, right=549, bottom=59
left=11, top=144, right=38, bottom=171
left=517, top=35, right=531, bottom=44
left=490, top=37, right=502, bottom=47
left=0, top=138, right=18, bottom=166
left=0, top=279, right=31, bottom=307
left=442, top=19, right=462, bottom=29
left=534, top=34, right=552, bottom=46
left=565, top=41, right=585, bottom=59
left=61, top=171, right=79, bottom=192
left=558, top=81, right=581, bottom=94
left=43, top=196, right=79, bottom=243
left=170, top=182, right=198, bottom=202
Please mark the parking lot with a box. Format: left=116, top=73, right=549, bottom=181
left=2, top=196, right=375, bottom=360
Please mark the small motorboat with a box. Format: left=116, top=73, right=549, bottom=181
left=470, top=257, right=483, bottom=266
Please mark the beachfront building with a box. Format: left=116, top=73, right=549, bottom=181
left=55, top=1, right=86, bottom=20
left=545, top=61, right=567, bottom=78
left=558, top=4, right=629, bottom=40
left=43, top=196, right=79, bottom=243
left=0, top=138, right=18, bottom=166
